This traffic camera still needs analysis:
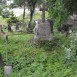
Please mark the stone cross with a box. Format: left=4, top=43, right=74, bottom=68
left=40, top=1, right=47, bottom=22
left=4, top=35, right=12, bottom=76
left=5, top=35, right=8, bottom=65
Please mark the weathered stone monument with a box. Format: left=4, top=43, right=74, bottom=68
left=16, top=22, right=22, bottom=32
left=33, top=0, right=53, bottom=43
left=64, top=14, right=77, bottom=31
left=57, top=13, right=77, bottom=35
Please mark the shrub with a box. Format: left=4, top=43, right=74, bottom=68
left=1, top=9, right=11, bottom=18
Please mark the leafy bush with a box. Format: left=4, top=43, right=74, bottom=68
left=47, top=0, right=68, bottom=28
left=0, top=33, right=77, bottom=77
left=7, top=16, right=19, bottom=23
left=1, top=9, right=11, bottom=18
left=0, top=5, right=3, bottom=15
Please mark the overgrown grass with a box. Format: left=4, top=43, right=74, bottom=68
left=0, top=17, right=8, bottom=25
left=0, top=10, right=77, bottom=77
left=0, top=33, right=77, bottom=77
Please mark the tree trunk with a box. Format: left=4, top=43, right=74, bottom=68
left=28, top=5, right=35, bottom=29
left=23, top=3, right=26, bottom=27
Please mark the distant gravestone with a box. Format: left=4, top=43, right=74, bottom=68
left=65, top=14, right=77, bottom=30
left=16, top=22, right=20, bottom=30
left=16, top=25, right=19, bottom=30
left=33, top=20, right=52, bottom=43
left=16, top=22, right=22, bottom=32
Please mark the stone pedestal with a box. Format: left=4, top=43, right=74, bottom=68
left=4, top=65, right=12, bottom=76
left=33, top=20, right=53, bottom=43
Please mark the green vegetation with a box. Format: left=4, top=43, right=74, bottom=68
left=0, top=17, right=8, bottom=25
left=0, top=32, right=77, bottom=77
left=0, top=0, right=77, bottom=76
left=47, top=0, right=77, bottom=27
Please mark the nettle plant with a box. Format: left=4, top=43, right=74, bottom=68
left=69, top=31, right=77, bottom=60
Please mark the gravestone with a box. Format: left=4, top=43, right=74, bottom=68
left=34, top=0, right=52, bottom=43
left=16, top=22, right=22, bottom=32
left=58, top=14, right=77, bottom=34
left=16, top=25, right=19, bottom=30
left=16, top=22, right=19, bottom=30
left=65, top=14, right=77, bottom=30
left=33, top=1, right=53, bottom=43
left=33, top=20, right=52, bottom=43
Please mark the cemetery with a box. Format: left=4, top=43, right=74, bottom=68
left=0, top=0, right=77, bottom=77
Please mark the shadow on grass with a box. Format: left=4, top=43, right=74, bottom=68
left=34, top=37, right=62, bottom=51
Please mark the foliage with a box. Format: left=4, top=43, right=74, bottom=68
left=14, top=0, right=39, bottom=29
left=0, top=5, right=6, bottom=15
left=9, top=3, right=18, bottom=9
left=1, top=9, right=11, bottom=18
left=13, top=0, right=25, bottom=7
left=68, top=31, right=77, bottom=60
left=46, top=0, right=77, bottom=27
left=63, top=0, right=77, bottom=14
left=46, top=0, right=68, bottom=27
left=0, top=5, right=3, bottom=15
left=0, top=32, right=77, bottom=77
left=7, top=16, right=19, bottom=24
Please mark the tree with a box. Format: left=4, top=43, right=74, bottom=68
left=14, top=0, right=25, bottom=7
left=46, top=0, right=77, bottom=27
left=14, top=0, right=26, bottom=27
left=0, top=0, right=2, bottom=3
left=26, top=0, right=38, bottom=31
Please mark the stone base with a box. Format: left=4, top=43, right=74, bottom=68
left=4, top=65, right=12, bottom=76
